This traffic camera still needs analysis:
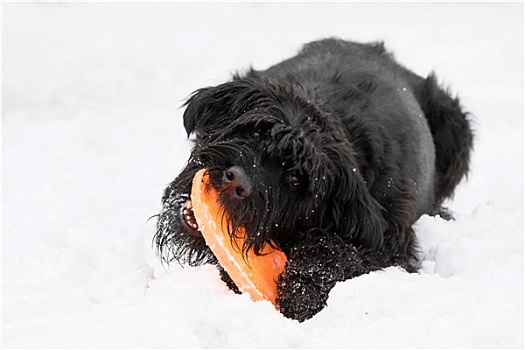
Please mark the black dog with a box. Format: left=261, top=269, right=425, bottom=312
left=154, top=38, right=473, bottom=321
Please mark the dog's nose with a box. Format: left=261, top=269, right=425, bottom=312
left=222, top=166, right=253, bottom=199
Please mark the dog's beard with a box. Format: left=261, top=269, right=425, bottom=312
left=154, top=134, right=324, bottom=265
left=155, top=167, right=218, bottom=266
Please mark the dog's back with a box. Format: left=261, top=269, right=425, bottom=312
left=256, top=38, right=472, bottom=217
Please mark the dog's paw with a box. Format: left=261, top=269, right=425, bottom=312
left=432, top=206, right=455, bottom=221
left=276, top=233, right=347, bottom=321
left=276, top=268, right=330, bottom=322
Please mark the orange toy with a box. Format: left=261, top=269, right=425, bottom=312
left=191, top=169, right=287, bottom=306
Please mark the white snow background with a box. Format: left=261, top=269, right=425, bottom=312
left=2, top=2, right=523, bottom=348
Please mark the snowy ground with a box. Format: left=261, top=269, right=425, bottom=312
left=2, top=2, right=523, bottom=348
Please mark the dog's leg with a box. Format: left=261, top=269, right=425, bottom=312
left=276, top=232, right=373, bottom=322
left=276, top=228, right=421, bottom=321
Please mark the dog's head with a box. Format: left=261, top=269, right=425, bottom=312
left=155, top=77, right=387, bottom=266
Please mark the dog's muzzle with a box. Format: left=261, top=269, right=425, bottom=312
left=180, top=166, right=252, bottom=236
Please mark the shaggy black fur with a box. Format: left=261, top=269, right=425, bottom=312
left=154, top=38, right=473, bottom=322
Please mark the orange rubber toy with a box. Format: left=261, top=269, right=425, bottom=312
left=191, top=169, right=287, bottom=306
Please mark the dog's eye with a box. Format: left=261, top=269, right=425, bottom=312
left=289, top=174, right=302, bottom=187
left=250, top=129, right=261, bottom=140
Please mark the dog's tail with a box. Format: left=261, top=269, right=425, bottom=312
left=414, top=74, right=474, bottom=205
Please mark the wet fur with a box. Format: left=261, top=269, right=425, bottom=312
left=154, top=38, right=473, bottom=321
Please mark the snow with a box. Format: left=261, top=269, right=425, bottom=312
left=2, top=2, right=523, bottom=348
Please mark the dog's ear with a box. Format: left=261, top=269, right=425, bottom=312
left=325, top=163, right=387, bottom=250
left=317, top=144, right=387, bottom=250
left=347, top=182, right=387, bottom=250
left=182, top=80, right=267, bottom=137
left=182, top=87, right=214, bottom=136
